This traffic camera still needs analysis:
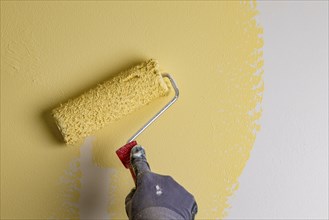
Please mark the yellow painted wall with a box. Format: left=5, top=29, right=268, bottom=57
left=1, top=1, right=263, bottom=219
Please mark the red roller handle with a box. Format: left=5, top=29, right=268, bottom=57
left=116, top=141, right=138, bottom=185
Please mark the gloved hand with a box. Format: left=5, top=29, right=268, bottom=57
left=125, top=145, right=198, bottom=220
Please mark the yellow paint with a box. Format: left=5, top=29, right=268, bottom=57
left=1, top=1, right=263, bottom=219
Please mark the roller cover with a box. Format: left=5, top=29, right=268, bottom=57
left=52, top=59, right=169, bottom=145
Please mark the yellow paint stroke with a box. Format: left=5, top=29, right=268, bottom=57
left=1, top=1, right=263, bottom=219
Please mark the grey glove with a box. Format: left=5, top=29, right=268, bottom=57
left=125, top=145, right=198, bottom=220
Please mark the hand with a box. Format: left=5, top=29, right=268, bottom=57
left=125, top=145, right=198, bottom=220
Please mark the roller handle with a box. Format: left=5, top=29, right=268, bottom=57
left=116, top=74, right=179, bottom=185
left=116, top=141, right=138, bottom=185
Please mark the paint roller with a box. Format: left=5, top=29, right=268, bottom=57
left=52, top=59, right=179, bottom=182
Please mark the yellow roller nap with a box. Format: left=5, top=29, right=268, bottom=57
left=52, top=59, right=169, bottom=145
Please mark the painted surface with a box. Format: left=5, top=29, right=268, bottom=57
left=228, top=2, right=329, bottom=219
left=1, top=2, right=263, bottom=219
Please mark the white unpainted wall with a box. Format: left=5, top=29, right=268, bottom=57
left=228, top=2, right=328, bottom=219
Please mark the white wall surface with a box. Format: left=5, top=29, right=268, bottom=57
left=228, top=2, right=328, bottom=219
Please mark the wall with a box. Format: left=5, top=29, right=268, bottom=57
left=1, top=1, right=263, bottom=219
left=228, top=2, right=329, bottom=219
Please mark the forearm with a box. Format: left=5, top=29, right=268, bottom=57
left=131, top=207, right=184, bottom=220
